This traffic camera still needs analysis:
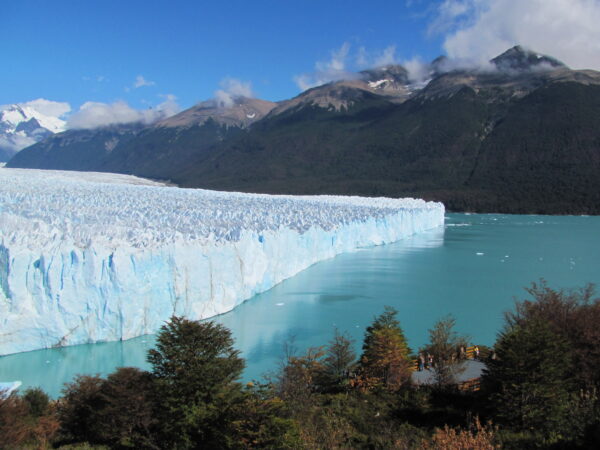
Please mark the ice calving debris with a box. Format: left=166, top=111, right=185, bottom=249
left=0, top=167, right=444, bottom=355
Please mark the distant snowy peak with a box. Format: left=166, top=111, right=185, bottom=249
left=0, top=103, right=67, bottom=161
left=1, top=104, right=66, bottom=134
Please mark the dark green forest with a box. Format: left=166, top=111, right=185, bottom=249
left=2, top=281, right=600, bottom=449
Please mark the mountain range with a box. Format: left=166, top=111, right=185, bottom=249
left=7, top=46, right=600, bottom=214
left=0, top=103, right=66, bottom=161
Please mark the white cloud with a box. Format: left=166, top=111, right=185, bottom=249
left=294, top=43, right=416, bottom=91
left=214, top=78, right=253, bottom=108
left=433, top=0, right=600, bottom=70
left=155, top=94, right=180, bottom=118
left=293, top=42, right=356, bottom=91
left=133, top=75, right=156, bottom=88
left=356, top=46, right=369, bottom=67
left=373, top=45, right=398, bottom=67
left=82, top=75, right=108, bottom=82
left=402, top=57, right=430, bottom=82
left=67, top=95, right=180, bottom=129
left=19, top=99, right=71, bottom=118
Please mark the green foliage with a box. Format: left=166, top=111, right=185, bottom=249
left=9, top=282, right=600, bottom=448
left=58, top=375, right=105, bottom=444
left=275, top=345, right=326, bottom=408
left=360, top=306, right=412, bottom=390
left=22, top=387, right=50, bottom=417
left=288, top=390, right=429, bottom=449
left=321, top=328, right=356, bottom=391
left=506, top=280, right=600, bottom=390
left=95, top=367, right=157, bottom=449
left=482, top=319, right=574, bottom=441
left=423, top=315, right=469, bottom=386
left=148, top=316, right=246, bottom=448
left=230, top=383, right=301, bottom=449
left=56, top=369, right=158, bottom=448
left=485, top=281, right=600, bottom=446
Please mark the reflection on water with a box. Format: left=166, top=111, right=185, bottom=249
left=1, top=214, right=599, bottom=398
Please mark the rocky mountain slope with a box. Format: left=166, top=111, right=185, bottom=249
left=8, top=46, right=600, bottom=214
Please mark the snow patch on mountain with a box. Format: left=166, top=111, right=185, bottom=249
left=0, top=167, right=444, bottom=355
left=0, top=101, right=69, bottom=160
left=368, top=79, right=392, bottom=89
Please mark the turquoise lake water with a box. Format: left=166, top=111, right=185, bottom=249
left=1, top=213, right=599, bottom=398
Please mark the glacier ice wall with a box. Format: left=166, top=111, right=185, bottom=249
left=0, top=168, right=444, bottom=355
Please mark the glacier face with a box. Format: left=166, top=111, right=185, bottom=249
left=0, top=168, right=444, bottom=355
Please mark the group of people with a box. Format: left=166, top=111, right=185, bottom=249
left=416, top=345, right=480, bottom=372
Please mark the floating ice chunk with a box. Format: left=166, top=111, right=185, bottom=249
left=476, top=252, right=484, bottom=256
left=0, top=381, right=22, bottom=397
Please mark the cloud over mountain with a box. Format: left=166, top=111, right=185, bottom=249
left=434, top=0, right=600, bottom=70
left=18, top=99, right=71, bottom=118
left=294, top=42, right=356, bottom=91
left=67, top=95, right=180, bottom=129
left=214, top=78, right=254, bottom=108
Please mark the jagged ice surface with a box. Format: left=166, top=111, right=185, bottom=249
left=0, top=168, right=444, bottom=355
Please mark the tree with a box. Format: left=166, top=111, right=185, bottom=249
left=423, top=315, right=468, bottom=386
left=57, top=374, right=105, bottom=444
left=359, top=306, right=412, bottom=390
left=275, top=344, right=326, bottom=408
left=230, top=383, right=301, bottom=449
left=0, top=392, right=30, bottom=449
left=321, top=329, right=356, bottom=390
left=506, top=280, right=600, bottom=390
left=0, top=390, right=60, bottom=450
left=482, top=319, right=574, bottom=441
left=147, top=316, right=245, bottom=449
left=22, top=387, right=50, bottom=418
left=95, top=367, right=158, bottom=449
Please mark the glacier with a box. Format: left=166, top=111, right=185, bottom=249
left=0, top=167, right=444, bottom=355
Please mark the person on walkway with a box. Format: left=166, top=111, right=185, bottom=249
left=474, top=345, right=480, bottom=359
left=418, top=353, right=425, bottom=371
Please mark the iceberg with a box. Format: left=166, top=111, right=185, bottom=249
left=0, top=168, right=444, bottom=355
left=0, top=381, right=22, bottom=397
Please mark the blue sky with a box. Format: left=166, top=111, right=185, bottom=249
left=3, top=0, right=600, bottom=126
left=2, top=1, right=442, bottom=109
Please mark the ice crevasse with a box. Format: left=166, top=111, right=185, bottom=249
left=0, top=167, right=444, bottom=355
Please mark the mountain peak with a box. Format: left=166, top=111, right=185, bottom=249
left=157, top=96, right=276, bottom=128
left=491, top=45, right=567, bottom=72
left=0, top=103, right=67, bottom=161
left=360, top=65, right=409, bottom=85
